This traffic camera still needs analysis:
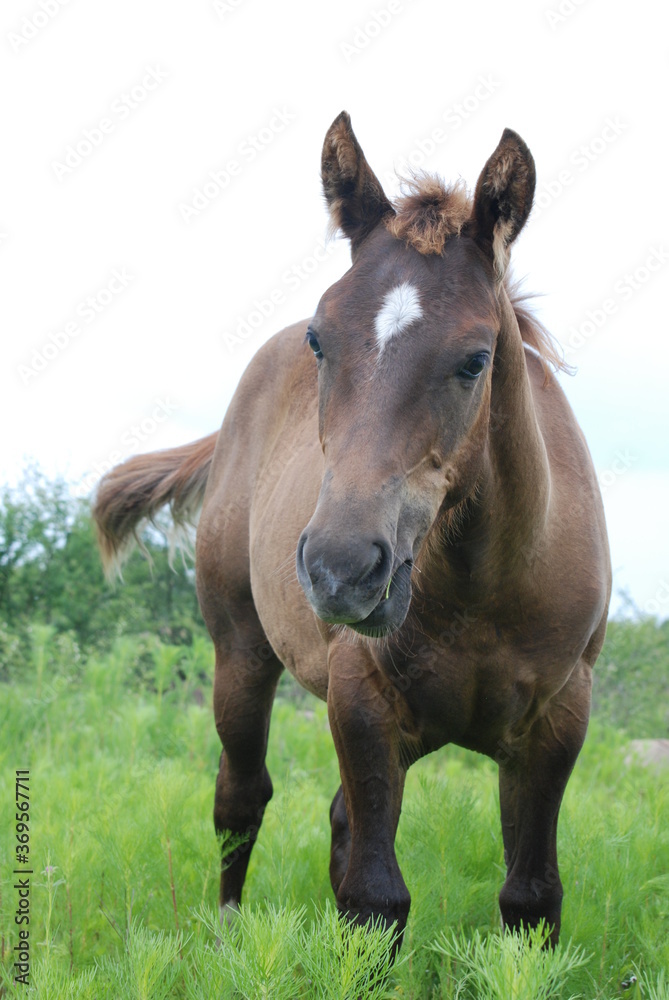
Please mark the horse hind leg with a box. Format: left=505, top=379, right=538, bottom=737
left=211, top=622, right=283, bottom=923
left=497, top=664, right=591, bottom=945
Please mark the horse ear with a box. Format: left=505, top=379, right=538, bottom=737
left=472, top=128, right=536, bottom=281
left=321, top=111, right=395, bottom=252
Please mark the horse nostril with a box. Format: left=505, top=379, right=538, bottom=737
left=296, top=532, right=311, bottom=583
left=296, top=529, right=398, bottom=624
left=298, top=530, right=391, bottom=595
left=354, top=541, right=394, bottom=597
left=360, top=542, right=388, bottom=586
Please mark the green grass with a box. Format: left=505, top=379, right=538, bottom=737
left=591, top=618, right=669, bottom=736
left=0, top=622, right=668, bottom=998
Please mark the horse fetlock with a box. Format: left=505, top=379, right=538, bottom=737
left=329, top=845, right=350, bottom=897
left=499, top=871, right=563, bottom=942
left=336, top=870, right=411, bottom=938
left=337, top=897, right=411, bottom=951
left=213, top=776, right=271, bottom=861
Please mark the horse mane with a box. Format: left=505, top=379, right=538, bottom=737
left=507, top=282, right=573, bottom=375
left=385, top=172, right=572, bottom=374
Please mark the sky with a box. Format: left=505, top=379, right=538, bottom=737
left=1, top=0, right=667, bottom=618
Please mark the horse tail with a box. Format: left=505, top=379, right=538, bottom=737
left=92, top=431, right=218, bottom=578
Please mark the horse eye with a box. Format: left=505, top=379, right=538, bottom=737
left=306, top=330, right=323, bottom=360
left=458, top=353, right=488, bottom=380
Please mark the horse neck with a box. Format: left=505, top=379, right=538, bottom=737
left=485, top=289, right=552, bottom=531
left=423, top=291, right=552, bottom=600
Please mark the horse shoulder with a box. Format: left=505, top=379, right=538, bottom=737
left=196, top=320, right=317, bottom=616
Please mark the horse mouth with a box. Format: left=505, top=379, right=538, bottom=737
left=346, top=559, right=413, bottom=637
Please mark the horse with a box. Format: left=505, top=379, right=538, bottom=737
left=93, top=111, right=611, bottom=950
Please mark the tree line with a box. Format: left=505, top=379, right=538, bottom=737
left=0, top=467, right=204, bottom=674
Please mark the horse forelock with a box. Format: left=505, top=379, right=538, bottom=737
left=386, top=174, right=471, bottom=256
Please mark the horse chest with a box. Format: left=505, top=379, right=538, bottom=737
left=376, top=626, right=582, bottom=756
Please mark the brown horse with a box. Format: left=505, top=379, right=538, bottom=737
left=94, top=112, right=611, bottom=949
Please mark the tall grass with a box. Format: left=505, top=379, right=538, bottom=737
left=0, top=623, right=668, bottom=997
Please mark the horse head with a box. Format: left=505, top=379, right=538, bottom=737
left=296, top=112, right=536, bottom=636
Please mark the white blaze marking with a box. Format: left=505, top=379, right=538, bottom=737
left=374, top=282, right=423, bottom=350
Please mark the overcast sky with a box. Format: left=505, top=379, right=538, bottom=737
left=1, top=0, right=667, bottom=618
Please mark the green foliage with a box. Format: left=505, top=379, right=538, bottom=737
left=1, top=629, right=668, bottom=998
left=593, top=617, right=669, bottom=735
left=0, top=960, right=99, bottom=999
left=0, top=467, right=204, bottom=671
left=191, top=900, right=403, bottom=1000
left=193, top=904, right=308, bottom=999
left=97, top=921, right=184, bottom=1000
left=634, top=966, right=669, bottom=1000
left=0, top=465, right=72, bottom=627
left=431, top=923, right=589, bottom=1000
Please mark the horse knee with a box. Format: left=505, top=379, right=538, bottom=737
left=216, top=724, right=268, bottom=773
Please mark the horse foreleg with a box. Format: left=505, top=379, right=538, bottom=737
left=211, top=625, right=283, bottom=924
left=497, top=662, right=591, bottom=945
left=329, top=784, right=351, bottom=896
left=326, top=646, right=410, bottom=946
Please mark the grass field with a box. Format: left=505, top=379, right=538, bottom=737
left=1, top=621, right=668, bottom=998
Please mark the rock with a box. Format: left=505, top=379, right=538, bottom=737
left=625, top=739, right=669, bottom=770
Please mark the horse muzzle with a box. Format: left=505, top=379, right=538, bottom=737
left=296, top=529, right=413, bottom=636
